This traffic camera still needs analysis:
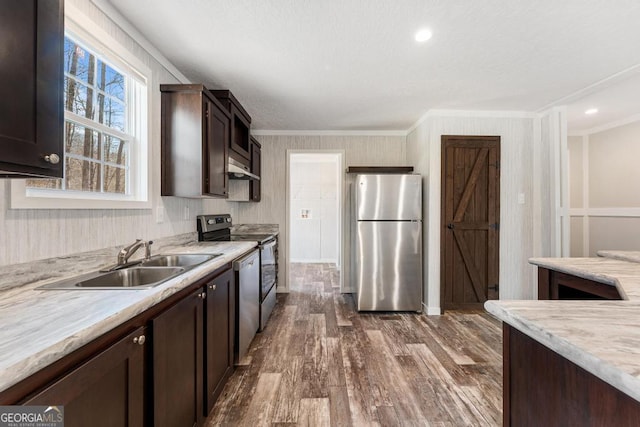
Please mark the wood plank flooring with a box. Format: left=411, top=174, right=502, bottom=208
left=206, top=263, right=503, bottom=426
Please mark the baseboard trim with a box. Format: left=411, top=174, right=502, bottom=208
left=425, top=303, right=442, bottom=316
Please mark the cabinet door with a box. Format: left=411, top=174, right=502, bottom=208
left=249, top=139, right=261, bottom=202
left=0, top=0, right=64, bottom=178
left=229, top=106, right=251, bottom=161
left=205, top=99, right=229, bottom=197
left=204, top=268, right=235, bottom=414
left=25, top=326, right=146, bottom=427
left=152, top=289, right=204, bottom=427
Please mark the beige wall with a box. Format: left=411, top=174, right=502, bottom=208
left=568, top=120, right=640, bottom=256
left=589, top=217, right=640, bottom=255
left=0, top=0, right=230, bottom=266
left=570, top=216, right=584, bottom=256
left=407, top=113, right=538, bottom=313
left=233, top=134, right=407, bottom=291
left=589, top=122, right=640, bottom=207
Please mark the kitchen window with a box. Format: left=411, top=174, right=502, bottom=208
left=11, top=8, right=151, bottom=209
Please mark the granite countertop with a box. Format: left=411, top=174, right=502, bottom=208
left=598, top=250, right=640, bottom=264
left=486, top=254, right=640, bottom=403
left=528, top=257, right=640, bottom=300
left=231, top=223, right=279, bottom=235
left=485, top=300, right=640, bottom=403
left=0, top=236, right=257, bottom=394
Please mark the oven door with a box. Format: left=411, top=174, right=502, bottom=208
left=259, top=238, right=277, bottom=300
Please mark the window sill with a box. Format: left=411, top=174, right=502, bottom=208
left=10, top=181, right=151, bottom=210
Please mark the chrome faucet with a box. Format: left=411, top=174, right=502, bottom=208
left=100, top=239, right=154, bottom=272
left=117, top=239, right=153, bottom=266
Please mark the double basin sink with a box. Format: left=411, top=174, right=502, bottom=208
left=39, top=254, right=221, bottom=290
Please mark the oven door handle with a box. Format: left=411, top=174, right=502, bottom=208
left=259, top=239, right=277, bottom=250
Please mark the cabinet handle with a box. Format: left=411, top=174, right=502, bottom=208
left=133, top=335, right=146, bottom=345
left=199, top=292, right=206, bottom=299
left=43, top=154, right=60, bottom=164
left=209, top=284, right=217, bottom=291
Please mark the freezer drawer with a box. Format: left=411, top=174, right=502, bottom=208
left=355, top=221, right=422, bottom=311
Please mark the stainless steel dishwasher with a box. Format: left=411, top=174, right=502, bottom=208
left=233, top=249, right=260, bottom=364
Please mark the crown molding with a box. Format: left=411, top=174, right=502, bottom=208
left=568, top=113, right=640, bottom=136
left=251, top=130, right=407, bottom=136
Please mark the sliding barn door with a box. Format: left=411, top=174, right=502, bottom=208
left=441, top=136, right=500, bottom=310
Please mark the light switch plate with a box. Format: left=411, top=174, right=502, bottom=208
left=518, top=193, right=525, bottom=204
left=183, top=206, right=190, bottom=221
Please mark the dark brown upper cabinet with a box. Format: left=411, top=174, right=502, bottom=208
left=210, top=90, right=251, bottom=164
left=161, top=84, right=229, bottom=198
left=0, top=0, right=64, bottom=178
left=249, top=137, right=261, bottom=202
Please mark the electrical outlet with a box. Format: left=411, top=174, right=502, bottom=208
left=518, top=193, right=525, bottom=205
left=183, top=206, right=190, bottom=221
left=156, top=206, right=165, bottom=223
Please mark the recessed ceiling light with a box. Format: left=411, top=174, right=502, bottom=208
left=585, top=108, right=598, bottom=115
left=415, top=28, right=433, bottom=43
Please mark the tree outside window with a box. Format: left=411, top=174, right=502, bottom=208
left=28, top=36, right=130, bottom=195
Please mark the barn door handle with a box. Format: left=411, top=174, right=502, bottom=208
left=488, top=284, right=499, bottom=291
left=447, top=223, right=454, bottom=229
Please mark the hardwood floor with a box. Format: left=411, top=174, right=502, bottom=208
left=206, top=263, right=503, bottom=426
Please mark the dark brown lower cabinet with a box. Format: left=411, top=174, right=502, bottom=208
left=504, top=325, right=640, bottom=426
left=538, top=267, right=622, bottom=300
left=3, top=265, right=238, bottom=426
left=204, top=268, right=235, bottom=413
left=24, top=326, right=146, bottom=427
left=152, top=288, right=204, bottom=427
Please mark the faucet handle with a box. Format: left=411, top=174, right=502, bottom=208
left=144, top=240, right=154, bottom=260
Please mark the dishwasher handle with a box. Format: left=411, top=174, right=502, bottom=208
left=233, top=249, right=259, bottom=271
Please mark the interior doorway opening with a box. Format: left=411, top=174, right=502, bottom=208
left=286, top=151, right=344, bottom=292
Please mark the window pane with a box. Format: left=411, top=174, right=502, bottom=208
left=64, top=38, right=93, bottom=84
left=96, top=93, right=126, bottom=132
left=64, top=77, right=94, bottom=118
left=26, top=178, right=62, bottom=190
left=65, top=157, right=100, bottom=192
left=104, top=165, right=126, bottom=194
left=104, top=135, right=128, bottom=166
left=65, top=122, right=100, bottom=160
left=96, top=59, right=125, bottom=102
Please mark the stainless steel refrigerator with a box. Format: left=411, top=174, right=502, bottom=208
left=353, top=174, right=422, bottom=311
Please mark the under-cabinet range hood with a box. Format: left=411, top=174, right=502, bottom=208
left=228, top=157, right=260, bottom=180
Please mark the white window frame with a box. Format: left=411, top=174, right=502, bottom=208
left=11, top=3, right=152, bottom=209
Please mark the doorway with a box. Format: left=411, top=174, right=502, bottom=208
left=441, top=135, right=500, bottom=310
left=286, top=151, right=344, bottom=292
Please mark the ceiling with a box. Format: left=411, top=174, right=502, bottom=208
left=106, top=0, right=640, bottom=132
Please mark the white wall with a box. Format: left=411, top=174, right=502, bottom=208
left=569, top=120, right=640, bottom=256
left=235, top=134, right=407, bottom=291
left=289, top=155, right=340, bottom=263
left=406, top=112, right=539, bottom=314
left=0, top=0, right=230, bottom=267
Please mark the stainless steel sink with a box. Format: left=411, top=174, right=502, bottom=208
left=39, top=267, right=185, bottom=290
left=76, top=267, right=185, bottom=288
left=37, top=252, right=222, bottom=290
left=141, top=253, right=220, bottom=268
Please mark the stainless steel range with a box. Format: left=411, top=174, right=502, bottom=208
left=197, top=214, right=278, bottom=332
